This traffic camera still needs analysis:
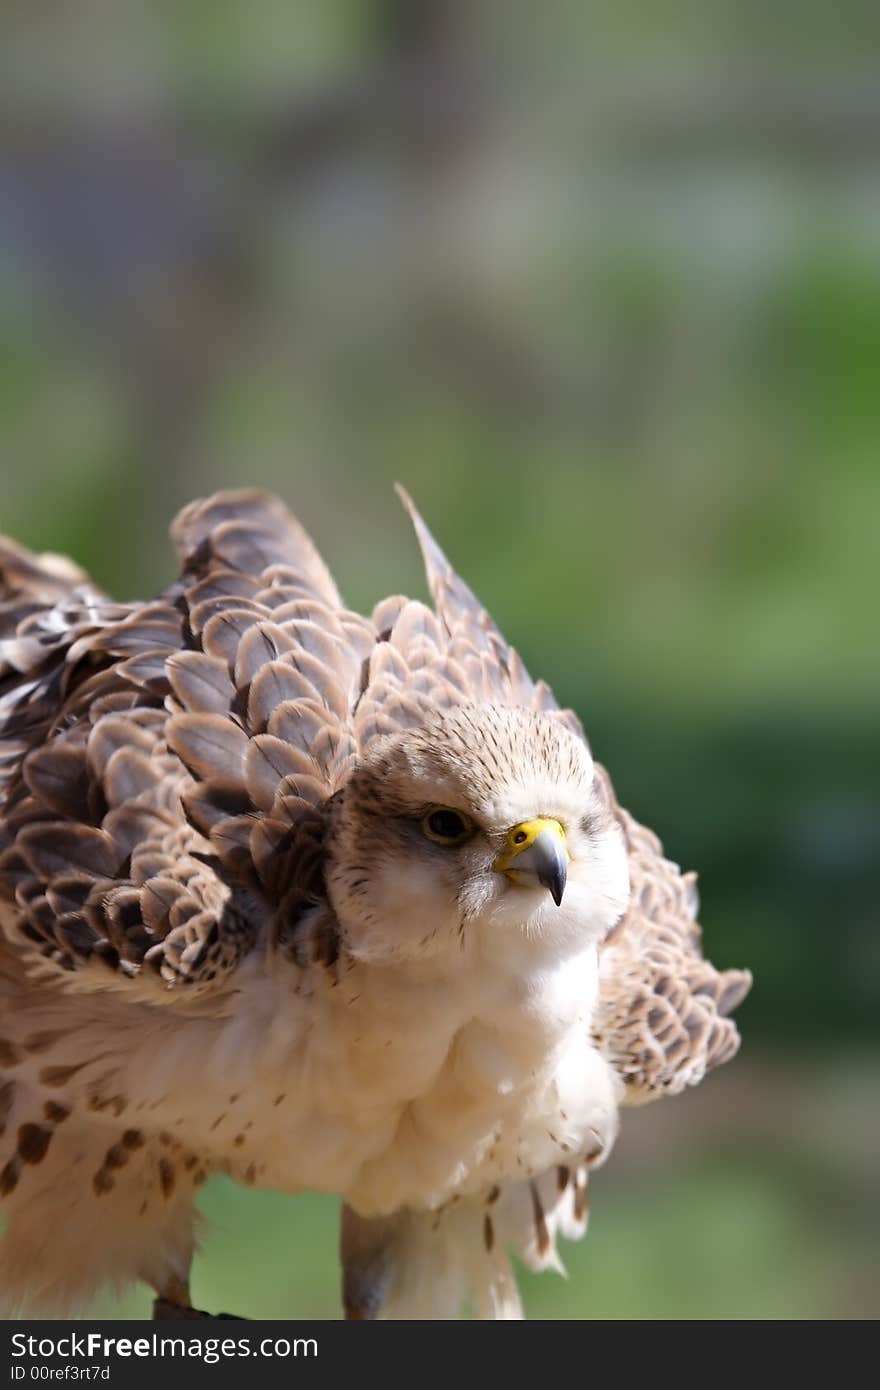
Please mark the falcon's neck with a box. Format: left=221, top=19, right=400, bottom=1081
left=299, top=928, right=607, bottom=1213
left=297, top=904, right=603, bottom=1096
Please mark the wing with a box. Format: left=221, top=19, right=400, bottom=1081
left=0, top=492, right=360, bottom=998
left=592, top=767, right=752, bottom=1102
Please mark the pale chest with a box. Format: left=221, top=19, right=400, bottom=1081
left=62, top=944, right=617, bottom=1213
left=207, top=944, right=619, bottom=1212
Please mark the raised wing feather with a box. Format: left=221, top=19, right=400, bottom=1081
left=170, top=488, right=341, bottom=607
left=0, top=494, right=358, bottom=997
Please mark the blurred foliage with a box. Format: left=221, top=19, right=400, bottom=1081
left=1, top=0, right=877, bottom=1319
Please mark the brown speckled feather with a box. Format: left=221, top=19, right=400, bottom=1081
left=0, top=493, right=356, bottom=994
left=591, top=767, right=751, bottom=1102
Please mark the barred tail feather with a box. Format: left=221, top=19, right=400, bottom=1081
left=340, top=1167, right=590, bottom=1321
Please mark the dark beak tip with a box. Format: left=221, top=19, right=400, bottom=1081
left=539, top=871, right=566, bottom=907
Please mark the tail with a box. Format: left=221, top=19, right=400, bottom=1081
left=340, top=1166, right=590, bottom=1320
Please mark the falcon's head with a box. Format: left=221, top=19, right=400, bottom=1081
left=325, top=705, right=629, bottom=965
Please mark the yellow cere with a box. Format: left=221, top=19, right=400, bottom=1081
left=496, top=817, right=567, bottom=872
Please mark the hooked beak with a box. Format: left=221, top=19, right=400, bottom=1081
left=494, top=818, right=569, bottom=906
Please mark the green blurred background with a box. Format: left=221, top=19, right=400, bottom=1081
left=1, top=2, right=878, bottom=1319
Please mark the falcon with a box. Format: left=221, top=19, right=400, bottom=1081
left=0, top=489, right=750, bottom=1319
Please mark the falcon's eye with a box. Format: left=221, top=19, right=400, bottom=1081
left=422, top=808, right=473, bottom=845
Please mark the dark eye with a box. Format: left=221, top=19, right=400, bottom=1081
left=422, top=808, right=473, bottom=844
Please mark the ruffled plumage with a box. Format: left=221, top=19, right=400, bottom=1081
left=0, top=488, right=750, bottom=1317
